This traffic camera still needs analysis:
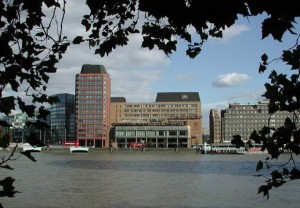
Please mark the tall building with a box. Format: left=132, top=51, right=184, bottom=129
left=209, top=109, right=221, bottom=143
left=49, top=93, right=75, bottom=144
left=221, top=100, right=295, bottom=143
left=75, top=64, right=111, bottom=147
left=110, top=92, right=202, bottom=148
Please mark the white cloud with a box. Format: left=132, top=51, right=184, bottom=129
left=212, top=73, right=251, bottom=87
left=211, top=24, right=250, bottom=43
left=110, top=69, right=161, bottom=102
left=222, top=25, right=250, bottom=41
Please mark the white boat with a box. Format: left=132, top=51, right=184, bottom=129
left=70, top=146, right=89, bottom=153
left=22, top=145, right=42, bottom=152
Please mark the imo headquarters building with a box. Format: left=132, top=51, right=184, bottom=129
left=74, top=64, right=202, bottom=148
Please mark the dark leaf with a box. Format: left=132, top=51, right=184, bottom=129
left=73, top=36, right=84, bottom=44
left=261, top=53, right=268, bottom=63
left=257, top=185, right=270, bottom=199
left=231, top=134, right=244, bottom=148
left=20, top=151, right=37, bottom=162
left=0, top=120, right=11, bottom=127
left=0, top=165, right=14, bottom=170
left=259, top=63, right=267, bottom=74
left=0, top=177, right=15, bottom=191
left=26, top=133, right=42, bottom=147
left=273, top=180, right=286, bottom=188
left=271, top=170, right=282, bottom=181
left=290, top=168, right=300, bottom=180
left=0, top=134, right=10, bottom=148
left=256, top=160, right=263, bottom=172
left=250, top=130, right=261, bottom=143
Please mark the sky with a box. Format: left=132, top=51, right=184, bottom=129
left=4, top=1, right=300, bottom=128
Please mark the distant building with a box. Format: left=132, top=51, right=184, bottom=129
left=7, top=113, right=50, bottom=144
left=49, top=93, right=75, bottom=144
left=209, top=109, right=221, bottom=143
left=221, top=100, right=295, bottom=143
left=0, top=116, right=13, bottom=142
left=202, top=127, right=210, bottom=143
left=110, top=92, right=202, bottom=148
left=75, top=64, right=111, bottom=147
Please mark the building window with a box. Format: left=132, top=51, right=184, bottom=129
left=146, top=131, right=156, bottom=137
left=126, top=131, right=136, bottom=137
left=179, top=131, right=187, bottom=136
left=169, top=131, right=177, bottom=136
left=136, top=130, right=145, bottom=136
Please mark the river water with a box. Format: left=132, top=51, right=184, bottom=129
left=1, top=150, right=299, bottom=208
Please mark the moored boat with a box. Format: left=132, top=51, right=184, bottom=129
left=70, top=146, right=89, bottom=153
left=22, top=145, right=42, bottom=152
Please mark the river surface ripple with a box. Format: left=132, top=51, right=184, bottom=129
left=1, top=150, right=299, bottom=208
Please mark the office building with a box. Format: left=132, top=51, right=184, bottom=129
left=49, top=93, right=75, bottom=144
left=221, top=100, right=295, bottom=143
left=209, top=109, right=221, bottom=143
left=75, top=64, right=111, bottom=147
left=110, top=92, right=202, bottom=148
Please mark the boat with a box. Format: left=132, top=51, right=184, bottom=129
left=22, top=145, right=42, bottom=152
left=70, top=146, right=89, bottom=153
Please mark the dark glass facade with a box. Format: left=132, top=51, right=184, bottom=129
left=49, top=93, right=75, bottom=144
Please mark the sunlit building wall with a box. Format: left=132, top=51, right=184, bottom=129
left=110, top=92, right=202, bottom=147
left=209, top=109, right=221, bottom=143
left=75, top=64, right=111, bottom=147
left=221, top=100, right=295, bottom=143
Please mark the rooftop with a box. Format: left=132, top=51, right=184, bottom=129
left=111, top=97, right=126, bottom=103
left=155, top=92, right=200, bottom=102
left=80, top=64, right=108, bottom=74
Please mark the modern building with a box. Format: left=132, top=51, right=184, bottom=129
left=5, top=113, right=50, bottom=144
left=209, top=109, right=221, bottom=143
left=115, top=123, right=190, bottom=148
left=75, top=64, right=111, bottom=147
left=9, top=113, right=27, bottom=143
left=110, top=92, right=202, bottom=148
left=49, top=93, right=75, bottom=144
left=221, top=100, right=295, bottom=143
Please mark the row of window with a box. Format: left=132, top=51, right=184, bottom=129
left=77, top=95, right=105, bottom=99
left=77, top=114, right=106, bottom=118
left=77, top=76, right=107, bottom=80
left=77, top=81, right=107, bottom=85
left=124, top=114, right=197, bottom=118
left=78, top=129, right=105, bottom=132
left=77, top=105, right=105, bottom=109
left=77, top=110, right=106, bottom=113
left=124, top=109, right=197, bottom=113
left=77, top=85, right=106, bottom=89
left=224, top=119, right=285, bottom=123
left=77, top=100, right=106, bottom=104
left=77, top=119, right=106, bottom=123
left=78, top=124, right=103, bottom=128
left=77, top=90, right=105, bottom=94
left=78, top=134, right=106, bottom=138
left=125, top=104, right=198, bottom=108
left=116, top=130, right=188, bottom=137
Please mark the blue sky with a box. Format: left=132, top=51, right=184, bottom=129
left=4, top=1, right=299, bottom=128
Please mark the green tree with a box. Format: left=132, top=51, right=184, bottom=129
left=0, top=0, right=299, bottom=203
